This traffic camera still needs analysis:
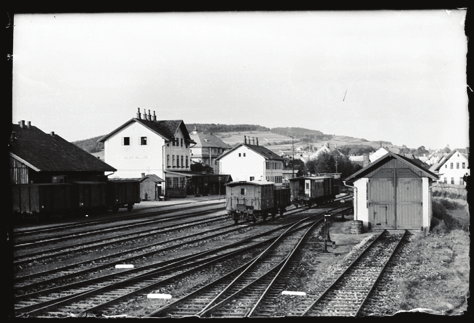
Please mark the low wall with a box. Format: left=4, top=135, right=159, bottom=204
left=432, top=184, right=467, bottom=199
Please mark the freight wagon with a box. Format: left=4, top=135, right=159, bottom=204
left=11, top=179, right=141, bottom=222
left=225, top=180, right=291, bottom=224
left=289, top=175, right=339, bottom=207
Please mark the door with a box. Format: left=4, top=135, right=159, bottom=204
left=396, top=177, right=422, bottom=229
left=368, top=177, right=396, bottom=229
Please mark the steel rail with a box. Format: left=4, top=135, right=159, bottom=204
left=14, top=206, right=225, bottom=248
left=13, top=201, right=225, bottom=237
left=298, top=230, right=388, bottom=316
left=354, top=230, right=407, bottom=317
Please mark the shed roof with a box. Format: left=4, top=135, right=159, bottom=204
left=345, top=152, right=438, bottom=182
left=225, top=180, right=275, bottom=187
left=216, top=143, right=284, bottom=161
left=10, top=124, right=116, bottom=173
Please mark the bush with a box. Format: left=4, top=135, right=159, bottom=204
left=431, top=200, right=463, bottom=233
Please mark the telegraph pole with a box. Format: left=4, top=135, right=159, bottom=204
left=291, top=136, right=295, bottom=178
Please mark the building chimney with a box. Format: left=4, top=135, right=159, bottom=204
left=363, top=153, right=369, bottom=167
left=19, top=120, right=25, bottom=128
left=244, top=136, right=247, bottom=144
left=137, top=107, right=141, bottom=119
left=256, top=137, right=259, bottom=146
left=153, top=111, right=156, bottom=121
left=252, top=137, right=255, bottom=145
left=27, top=121, right=31, bottom=128
left=141, top=173, right=145, bottom=178
left=148, top=110, right=151, bottom=121
left=51, top=131, right=55, bottom=137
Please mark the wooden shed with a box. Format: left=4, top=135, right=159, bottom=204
left=345, top=152, right=438, bottom=232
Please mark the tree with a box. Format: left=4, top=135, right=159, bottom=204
left=306, top=151, right=362, bottom=179
left=191, top=162, right=214, bottom=173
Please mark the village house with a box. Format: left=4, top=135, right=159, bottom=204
left=308, top=143, right=344, bottom=160
left=429, top=148, right=470, bottom=186
left=98, top=108, right=196, bottom=197
left=345, top=152, right=439, bottom=233
left=189, top=129, right=231, bottom=174
left=217, top=136, right=285, bottom=185
left=10, top=120, right=116, bottom=184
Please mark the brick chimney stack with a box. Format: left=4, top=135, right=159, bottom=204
left=153, top=111, right=156, bottom=121
left=148, top=110, right=151, bottom=121
left=137, top=108, right=141, bottom=119
left=252, top=137, right=255, bottom=145
left=244, top=136, right=247, bottom=144
left=256, top=138, right=259, bottom=146
left=19, top=120, right=25, bottom=128
left=27, top=121, right=31, bottom=129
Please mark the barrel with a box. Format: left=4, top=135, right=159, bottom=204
left=351, top=220, right=363, bottom=234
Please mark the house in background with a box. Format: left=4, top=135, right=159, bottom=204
left=98, top=108, right=196, bottom=197
left=10, top=120, right=116, bottom=184
left=189, top=129, right=231, bottom=174
left=217, top=136, right=285, bottom=185
left=308, top=143, right=344, bottom=160
left=429, top=148, right=470, bottom=186
left=345, top=152, right=438, bottom=233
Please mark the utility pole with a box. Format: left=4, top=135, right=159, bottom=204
left=291, top=136, right=295, bottom=178
left=335, top=160, right=338, bottom=173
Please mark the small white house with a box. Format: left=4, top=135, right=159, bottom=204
left=217, top=136, right=284, bottom=185
left=98, top=108, right=195, bottom=196
left=430, top=148, right=470, bottom=186
left=345, top=152, right=438, bottom=232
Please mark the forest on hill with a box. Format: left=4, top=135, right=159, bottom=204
left=185, top=124, right=270, bottom=134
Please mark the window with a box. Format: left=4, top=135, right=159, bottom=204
left=167, top=155, right=170, bottom=168
left=306, top=183, right=309, bottom=189
left=172, top=155, right=175, bottom=167
left=460, top=177, right=464, bottom=185
left=450, top=163, right=453, bottom=169
left=177, top=156, right=180, bottom=167
left=451, top=177, right=454, bottom=184
left=462, top=162, right=466, bottom=169
left=176, top=138, right=179, bottom=146
left=456, top=162, right=459, bottom=169
left=241, top=188, right=246, bottom=195
left=443, top=177, right=447, bottom=183
left=243, top=153, right=246, bottom=157
left=167, top=141, right=169, bottom=147
left=140, top=137, right=147, bottom=145
left=445, top=165, right=447, bottom=168
left=181, top=156, right=184, bottom=167
left=123, top=137, right=130, bottom=145
left=186, top=156, right=189, bottom=168
left=250, top=176, right=255, bottom=181
left=180, top=138, right=183, bottom=147
left=239, top=153, right=241, bottom=157
left=172, top=139, right=175, bottom=146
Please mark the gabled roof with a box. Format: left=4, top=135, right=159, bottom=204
left=345, top=151, right=438, bottom=182
left=216, top=143, right=284, bottom=161
left=98, top=118, right=196, bottom=144
left=190, top=132, right=230, bottom=149
left=430, top=148, right=469, bottom=172
left=10, top=124, right=116, bottom=172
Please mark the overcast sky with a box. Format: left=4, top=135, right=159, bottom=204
left=12, top=10, right=468, bottom=150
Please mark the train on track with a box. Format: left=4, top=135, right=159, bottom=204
left=288, top=175, right=339, bottom=207
left=225, top=180, right=291, bottom=224
left=11, top=178, right=141, bottom=221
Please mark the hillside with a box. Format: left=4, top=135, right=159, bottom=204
left=72, top=124, right=398, bottom=156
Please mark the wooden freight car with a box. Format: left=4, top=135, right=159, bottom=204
left=70, top=181, right=108, bottom=215
left=11, top=183, right=73, bottom=221
left=225, top=181, right=291, bottom=224
left=107, top=179, right=141, bottom=212
left=289, top=176, right=337, bottom=207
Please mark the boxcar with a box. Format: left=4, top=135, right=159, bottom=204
left=71, top=181, right=108, bottom=215
left=11, top=183, right=73, bottom=221
left=107, top=179, right=141, bottom=212
left=289, top=176, right=337, bottom=207
left=225, top=181, right=290, bottom=224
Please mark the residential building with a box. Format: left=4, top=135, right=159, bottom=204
left=308, top=143, right=343, bottom=160
left=189, top=129, right=231, bottom=174
left=429, top=148, right=470, bottom=186
left=217, top=136, right=285, bottom=185
left=10, top=120, right=116, bottom=184
left=98, top=108, right=196, bottom=196
left=345, top=152, right=439, bottom=232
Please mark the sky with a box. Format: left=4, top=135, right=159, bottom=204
left=12, top=10, right=469, bottom=150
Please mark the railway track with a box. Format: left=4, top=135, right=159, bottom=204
left=13, top=203, right=225, bottom=244
left=288, top=229, right=407, bottom=317
left=146, top=213, right=328, bottom=318
left=15, top=205, right=351, bottom=318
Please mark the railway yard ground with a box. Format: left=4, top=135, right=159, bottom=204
left=9, top=195, right=470, bottom=318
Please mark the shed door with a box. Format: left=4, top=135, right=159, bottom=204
left=396, top=178, right=422, bottom=229
left=368, top=177, right=396, bottom=229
